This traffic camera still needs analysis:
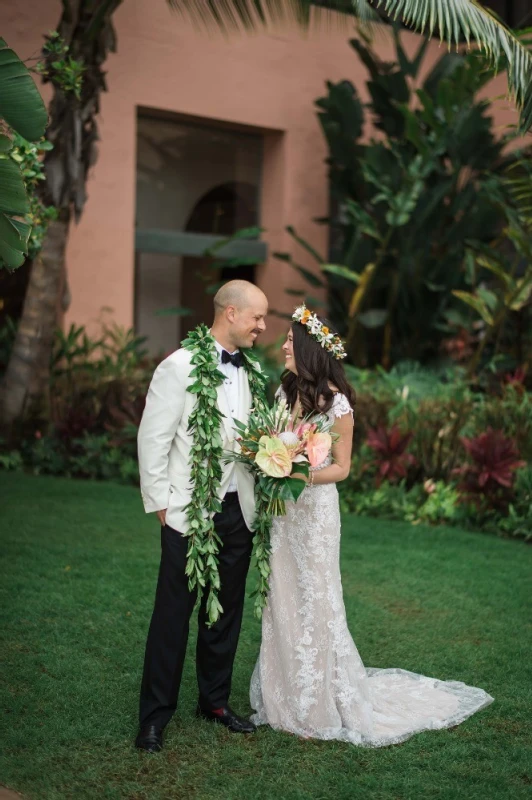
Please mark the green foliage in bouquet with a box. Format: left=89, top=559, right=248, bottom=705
left=230, top=408, right=311, bottom=515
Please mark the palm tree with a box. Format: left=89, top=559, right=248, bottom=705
left=2, top=0, right=530, bottom=423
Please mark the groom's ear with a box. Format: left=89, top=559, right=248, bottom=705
left=226, top=305, right=237, bottom=323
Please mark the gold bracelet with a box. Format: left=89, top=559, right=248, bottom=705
left=309, top=471, right=314, bottom=487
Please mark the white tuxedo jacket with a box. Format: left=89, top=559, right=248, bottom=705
left=137, top=347, right=257, bottom=533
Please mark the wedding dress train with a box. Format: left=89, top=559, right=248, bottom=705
left=250, top=393, right=493, bottom=747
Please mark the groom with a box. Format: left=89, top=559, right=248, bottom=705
left=135, top=280, right=268, bottom=753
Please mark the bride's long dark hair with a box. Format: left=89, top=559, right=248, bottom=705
left=281, top=316, right=356, bottom=416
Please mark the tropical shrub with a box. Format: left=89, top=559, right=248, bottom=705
left=1, top=313, right=529, bottom=540
left=22, top=432, right=68, bottom=476
left=277, top=31, right=528, bottom=369
left=340, top=480, right=424, bottom=521
left=0, top=320, right=155, bottom=478
left=454, top=427, right=526, bottom=511
left=339, top=472, right=530, bottom=540
left=365, top=424, right=415, bottom=486
left=330, top=38, right=525, bottom=366
left=0, top=444, right=23, bottom=471
left=48, top=322, right=154, bottom=442
left=473, top=382, right=532, bottom=462
left=414, top=481, right=461, bottom=526
left=496, top=466, right=532, bottom=541
left=338, top=361, right=531, bottom=537
left=67, top=432, right=138, bottom=483
left=347, top=362, right=474, bottom=481
left=452, top=156, right=532, bottom=375
left=14, top=431, right=138, bottom=484
left=0, top=317, right=286, bottom=485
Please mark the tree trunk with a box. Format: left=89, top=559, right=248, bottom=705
left=1, top=212, right=70, bottom=424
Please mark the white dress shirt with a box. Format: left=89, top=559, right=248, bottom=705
left=214, top=340, right=240, bottom=493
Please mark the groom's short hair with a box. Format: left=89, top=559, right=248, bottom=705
left=213, top=280, right=260, bottom=316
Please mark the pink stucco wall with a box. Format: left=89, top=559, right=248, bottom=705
left=4, top=1, right=522, bottom=343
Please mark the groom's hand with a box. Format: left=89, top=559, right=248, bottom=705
left=156, top=509, right=167, bottom=526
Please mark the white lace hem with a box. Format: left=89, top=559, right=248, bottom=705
left=251, top=665, right=494, bottom=748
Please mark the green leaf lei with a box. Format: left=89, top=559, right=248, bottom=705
left=181, top=324, right=271, bottom=625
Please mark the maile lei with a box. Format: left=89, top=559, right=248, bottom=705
left=181, top=324, right=272, bottom=625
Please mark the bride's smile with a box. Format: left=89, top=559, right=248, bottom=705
left=282, top=331, right=297, bottom=374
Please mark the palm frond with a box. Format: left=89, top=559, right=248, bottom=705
left=504, top=157, right=532, bottom=228
left=167, top=0, right=304, bottom=30
left=168, top=1, right=532, bottom=130
left=380, top=1, right=532, bottom=131
left=167, top=0, right=377, bottom=32
left=311, top=1, right=379, bottom=23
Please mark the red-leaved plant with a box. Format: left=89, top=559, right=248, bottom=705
left=503, top=365, right=527, bottom=395
left=440, top=327, right=478, bottom=364
left=454, top=427, right=525, bottom=510
left=365, top=425, right=416, bottom=486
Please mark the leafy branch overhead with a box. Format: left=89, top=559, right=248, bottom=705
left=0, top=38, right=48, bottom=269
left=168, top=0, right=532, bottom=132
left=0, top=28, right=90, bottom=272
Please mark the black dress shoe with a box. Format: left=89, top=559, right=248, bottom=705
left=135, top=724, right=163, bottom=752
left=195, top=704, right=257, bottom=734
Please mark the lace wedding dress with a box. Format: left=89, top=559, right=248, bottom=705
left=250, top=392, right=493, bottom=747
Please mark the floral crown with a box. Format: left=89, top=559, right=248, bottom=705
left=292, top=305, right=347, bottom=360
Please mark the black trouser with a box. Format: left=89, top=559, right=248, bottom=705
left=139, top=493, right=253, bottom=729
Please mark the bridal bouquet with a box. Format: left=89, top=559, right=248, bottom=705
left=228, top=397, right=333, bottom=516
left=226, top=397, right=333, bottom=618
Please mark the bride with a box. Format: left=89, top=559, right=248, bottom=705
left=250, top=306, right=493, bottom=747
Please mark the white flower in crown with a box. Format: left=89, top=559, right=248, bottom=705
left=292, top=304, right=347, bottom=360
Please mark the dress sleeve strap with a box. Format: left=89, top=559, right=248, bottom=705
left=331, top=393, right=353, bottom=419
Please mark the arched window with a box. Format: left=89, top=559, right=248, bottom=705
left=181, top=182, right=258, bottom=333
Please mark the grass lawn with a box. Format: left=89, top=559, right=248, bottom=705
left=1, top=473, right=530, bottom=800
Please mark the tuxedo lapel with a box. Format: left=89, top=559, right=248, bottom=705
left=216, top=383, right=235, bottom=442
left=237, top=361, right=252, bottom=425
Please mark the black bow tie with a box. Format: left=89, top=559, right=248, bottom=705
left=221, top=350, right=244, bottom=368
